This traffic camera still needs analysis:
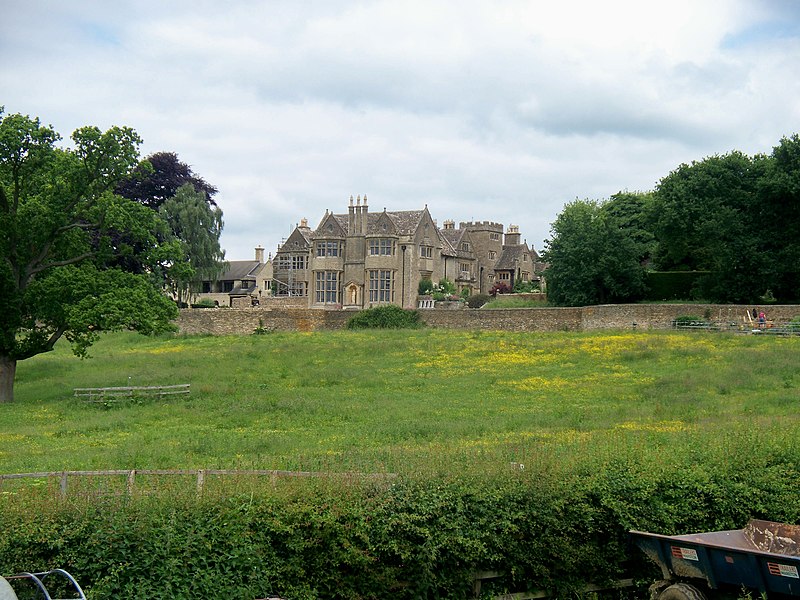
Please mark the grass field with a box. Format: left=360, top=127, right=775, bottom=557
left=3, top=328, right=799, bottom=478
left=3, top=328, right=800, bottom=599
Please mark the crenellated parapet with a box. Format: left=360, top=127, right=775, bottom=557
left=459, top=221, right=504, bottom=232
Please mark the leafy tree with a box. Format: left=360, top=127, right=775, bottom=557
left=603, top=191, right=656, bottom=265
left=543, top=199, right=645, bottom=306
left=649, top=151, right=769, bottom=302
left=159, top=184, right=226, bottom=306
left=0, top=109, right=178, bottom=403
left=650, top=152, right=761, bottom=270
left=116, top=152, right=226, bottom=303
left=758, top=135, right=800, bottom=300
left=115, top=151, right=218, bottom=209
left=418, top=278, right=434, bottom=295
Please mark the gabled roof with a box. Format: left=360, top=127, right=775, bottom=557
left=495, top=245, right=529, bottom=270
left=438, top=227, right=474, bottom=258
left=278, top=226, right=312, bottom=251
left=315, top=212, right=348, bottom=237
left=382, top=210, right=426, bottom=235
left=217, top=260, right=262, bottom=281
left=438, top=229, right=458, bottom=256
left=315, top=208, right=429, bottom=237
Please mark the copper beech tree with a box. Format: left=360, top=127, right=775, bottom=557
left=0, top=109, right=177, bottom=402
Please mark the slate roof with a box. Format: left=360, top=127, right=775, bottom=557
left=495, top=245, right=528, bottom=270
left=321, top=209, right=427, bottom=237
left=217, top=260, right=262, bottom=281
left=438, top=229, right=459, bottom=256
left=438, top=228, right=473, bottom=258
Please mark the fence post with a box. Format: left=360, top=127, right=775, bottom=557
left=127, top=469, right=136, bottom=495
left=60, top=472, right=68, bottom=498
left=196, top=469, right=205, bottom=496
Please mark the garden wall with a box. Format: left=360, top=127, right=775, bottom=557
left=177, top=304, right=800, bottom=335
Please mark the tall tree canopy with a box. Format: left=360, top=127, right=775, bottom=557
left=648, top=145, right=797, bottom=303
left=544, top=133, right=800, bottom=307
left=603, top=191, right=656, bottom=266
left=117, top=151, right=226, bottom=304
left=0, top=109, right=178, bottom=402
left=757, top=135, right=800, bottom=300
left=542, top=199, right=645, bottom=306
left=115, top=151, right=218, bottom=209
left=159, top=184, right=226, bottom=306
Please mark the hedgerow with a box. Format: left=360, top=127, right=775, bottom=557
left=346, top=305, right=422, bottom=329
left=2, top=450, right=799, bottom=599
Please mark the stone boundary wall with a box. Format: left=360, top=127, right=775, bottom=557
left=177, top=304, right=800, bottom=336
left=259, top=297, right=308, bottom=309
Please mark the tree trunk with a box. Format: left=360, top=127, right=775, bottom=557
left=0, top=355, right=16, bottom=403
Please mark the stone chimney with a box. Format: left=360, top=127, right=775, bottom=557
left=255, top=245, right=265, bottom=263
left=505, top=225, right=521, bottom=246
left=348, top=195, right=355, bottom=232
left=361, top=194, right=369, bottom=235
left=443, top=219, right=455, bottom=230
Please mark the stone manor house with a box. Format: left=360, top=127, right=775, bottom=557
left=200, top=195, right=544, bottom=309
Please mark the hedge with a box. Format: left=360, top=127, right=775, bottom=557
left=2, top=452, right=799, bottom=599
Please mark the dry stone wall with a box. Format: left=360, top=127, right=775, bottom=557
left=177, top=304, right=800, bottom=336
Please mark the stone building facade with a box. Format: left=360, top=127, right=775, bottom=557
left=194, top=246, right=272, bottom=307
left=270, top=195, right=543, bottom=309
left=264, top=195, right=543, bottom=310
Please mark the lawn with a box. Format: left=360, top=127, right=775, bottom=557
left=3, top=328, right=800, bottom=599
left=2, top=328, right=798, bottom=477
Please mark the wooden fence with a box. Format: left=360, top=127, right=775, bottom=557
left=74, top=384, right=190, bottom=402
left=0, top=468, right=396, bottom=497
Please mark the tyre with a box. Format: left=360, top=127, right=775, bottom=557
left=657, top=582, right=707, bottom=600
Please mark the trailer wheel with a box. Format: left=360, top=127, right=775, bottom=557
left=656, top=582, right=707, bottom=600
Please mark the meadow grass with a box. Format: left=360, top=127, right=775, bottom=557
left=2, top=328, right=799, bottom=479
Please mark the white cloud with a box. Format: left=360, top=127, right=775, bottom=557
left=2, top=0, right=799, bottom=259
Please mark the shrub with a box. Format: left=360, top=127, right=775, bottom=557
left=252, top=319, right=272, bottom=335
left=436, top=279, right=456, bottom=295
left=346, top=305, right=423, bottom=329
left=466, top=294, right=490, bottom=309
left=191, top=299, right=216, bottom=308
left=418, top=279, right=434, bottom=295
left=673, top=314, right=701, bottom=324
left=513, top=280, right=539, bottom=293
left=490, top=282, right=511, bottom=296
left=672, top=314, right=709, bottom=328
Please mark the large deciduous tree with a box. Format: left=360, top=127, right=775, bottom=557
left=649, top=151, right=772, bottom=302
left=115, top=151, right=218, bottom=209
left=758, top=135, right=800, bottom=300
left=542, top=199, right=645, bottom=306
left=0, top=109, right=178, bottom=403
left=159, top=183, right=226, bottom=306
left=116, top=152, right=226, bottom=304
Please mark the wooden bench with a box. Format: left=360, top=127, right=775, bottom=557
left=74, top=384, right=190, bottom=403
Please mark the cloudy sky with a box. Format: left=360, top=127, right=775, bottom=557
left=3, top=1, right=800, bottom=260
